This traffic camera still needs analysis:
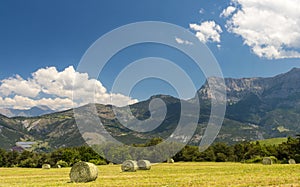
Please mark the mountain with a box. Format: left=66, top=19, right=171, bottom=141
left=0, top=114, right=32, bottom=150
left=0, top=68, right=300, bottom=150
left=200, top=68, right=300, bottom=140
left=0, top=106, right=55, bottom=117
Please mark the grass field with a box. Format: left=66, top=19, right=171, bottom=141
left=254, top=137, right=288, bottom=146
left=0, top=162, right=299, bottom=187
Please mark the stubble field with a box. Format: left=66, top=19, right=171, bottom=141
left=0, top=162, right=299, bottom=187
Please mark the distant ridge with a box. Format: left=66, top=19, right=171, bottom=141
left=0, top=105, right=55, bottom=117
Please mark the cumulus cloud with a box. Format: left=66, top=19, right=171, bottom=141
left=0, top=66, right=138, bottom=110
left=0, top=96, right=74, bottom=110
left=0, top=75, right=40, bottom=98
left=220, top=6, right=236, bottom=18
left=189, top=21, right=223, bottom=43
left=224, top=0, right=300, bottom=59
left=175, top=37, right=193, bottom=45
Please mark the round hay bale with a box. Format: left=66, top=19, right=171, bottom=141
left=262, top=157, right=273, bottom=165
left=137, top=160, right=151, bottom=170
left=70, top=162, right=98, bottom=183
left=42, top=164, right=51, bottom=169
left=167, top=158, right=174, bottom=163
left=288, top=159, right=296, bottom=164
left=121, top=160, right=138, bottom=172
left=53, top=164, right=61, bottom=168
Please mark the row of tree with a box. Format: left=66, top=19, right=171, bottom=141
left=174, top=137, right=300, bottom=163
left=0, top=136, right=299, bottom=168
left=0, top=146, right=106, bottom=168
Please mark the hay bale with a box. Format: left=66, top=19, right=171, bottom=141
left=167, top=158, right=174, bottom=164
left=137, top=160, right=151, bottom=170
left=262, top=157, right=273, bottom=165
left=70, top=162, right=98, bottom=183
left=42, top=164, right=51, bottom=169
left=121, top=160, right=138, bottom=172
left=53, top=164, right=61, bottom=168
left=288, top=159, right=296, bottom=164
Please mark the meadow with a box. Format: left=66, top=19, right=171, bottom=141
left=0, top=162, right=299, bottom=187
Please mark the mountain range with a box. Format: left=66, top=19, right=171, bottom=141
left=1, top=68, right=300, bottom=150
left=0, top=105, right=54, bottom=118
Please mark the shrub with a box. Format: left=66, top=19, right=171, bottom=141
left=244, top=156, right=262, bottom=163
left=19, top=158, right=37, bottom=168
left=216, top=153, right=227, bottom=162
left=269, top=156, right=278, bottom=164
left=56, top=160, right=69, bottom=167
left=88, top=159, right=107, bottom=165
left=294, top=154, right=300, bottom=163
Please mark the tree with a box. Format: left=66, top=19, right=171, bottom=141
left=174, top=146, right=199, bottom=162
left=199, top=147, right=216, bottom=161
left=5, top=151, right=20, bottom=167
left=19, top=158, right=37, bottom=168
left=0, top=148, right=6, bottom=167
left=61, top=149, right=81, bottom=166
left=145, top=137, right=163, bottom=146
left=233, top=143, right=247, bottom=161
left=216, top=153, right=227, bottom=162
left=212, top=142, right=234, bottom=161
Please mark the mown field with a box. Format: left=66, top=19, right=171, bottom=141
left=255, top=137, right=288, bottom=146
left=0, top=162, right=299, bottom=187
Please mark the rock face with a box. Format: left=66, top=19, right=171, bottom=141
left=199, top=76, right=266, bottom=100
left=199, top=68, right=300, bottom=103
left=194, top=68, right=300, bottom=142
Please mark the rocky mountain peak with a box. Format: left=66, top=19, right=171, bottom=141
left=198, top=68, right=300, bottom=102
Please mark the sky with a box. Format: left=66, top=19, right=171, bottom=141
left=0, top=0, right=300, bottom=110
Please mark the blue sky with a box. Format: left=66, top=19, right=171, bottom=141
left=0, top=0, right=300, bottom=110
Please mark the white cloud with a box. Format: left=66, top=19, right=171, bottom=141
left=0, top=95, right=74, bottom=110
left=225, top=0, right=300, bottom=59
left=189, top=21, right=223, bottom=43
left=220, top=6, right=236, bottom=18
left=0, top=75, right=40, bottom=98
left=175, top=37, right=193, bottom=45
left=0, top=66, right=138, bottom=110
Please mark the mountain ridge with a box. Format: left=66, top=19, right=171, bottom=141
left=0, top=105, right=55, bottom=118
left=0, top=68, right=300, bottom=150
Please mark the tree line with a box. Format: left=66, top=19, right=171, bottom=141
left=174, top=136, right=300, bottom=163
left=0, top=136, right=299, bottom=168
left=0, top=146, right=106, bottom=168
